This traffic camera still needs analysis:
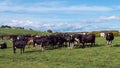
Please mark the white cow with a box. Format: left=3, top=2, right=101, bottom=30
left=100, top=32, right=105, bottom=38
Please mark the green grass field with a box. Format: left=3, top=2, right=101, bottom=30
left=0, top=28, right=49, bottom=36
left=0, top=37, right=120, bottom=68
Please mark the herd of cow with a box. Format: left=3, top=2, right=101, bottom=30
left=0, top=32, right=114, bottom=54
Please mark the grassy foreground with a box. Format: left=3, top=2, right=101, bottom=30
left=0, top=37, right=120, bottom=68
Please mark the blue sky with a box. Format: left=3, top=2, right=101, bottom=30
left=0, top=0, right=120, bottom=32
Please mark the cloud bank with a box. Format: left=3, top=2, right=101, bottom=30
left=1, top=15, right=120, bottom=32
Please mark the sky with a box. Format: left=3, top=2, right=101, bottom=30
left=0, top=0, right=120, bottom=32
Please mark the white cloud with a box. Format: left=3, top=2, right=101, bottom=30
left=83, top=16, right=120, bottom=23
left=2, top=17, right=120, bottom=32
left=4, top=20, right=40, bottom=28
left=37, top=23, right=88, bottom=32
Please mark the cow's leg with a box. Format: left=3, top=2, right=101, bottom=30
left=33, top=42, right=36, bottom=47
left=90, top=43, right=92, bottom=47
left=23, top=47, right=25, bottom=53
left=68, top=42, right=71, bottom=49
left=41, top=43, right=45, bottom=52
left=107, top=41, right=112, bottom=47
left=20, top=48, right=22, bottom=54
left=109, top=41, right=112, bottom=47
left=67, top=42, right=70, bottom=49
left=34, top=43, right=38, bottom=48
left=91, top=42, right=94, bottom=47
left=107, top=41, right=109, bottom=45
left=13, top=46, right=16, bottom=54
left=13, top=47, right=16, bottom=54
left=41, top=46, right=45, bottom=52
left=82, top=43, right=85, bottom=48
left=70, top=43, right=72, bottom=49
left=70, top=43, right=74, bottom=49
left=93, top=42, right=95, bottom=46
left=27, top=42, right=30, bottom=48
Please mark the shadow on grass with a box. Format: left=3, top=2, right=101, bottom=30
left=7, top=47, right=12, bottom=49
left=24, top=49, right=42, bottom=53
left=94, top=44, right=105, bottom=47
left=113, top=44, right=120, bottom=47
left=74, top=43, right=105, bottom=48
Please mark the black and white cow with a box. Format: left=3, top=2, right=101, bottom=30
left=105, top=32, right=114, bottom=46
left=64, top=33, right=75, bottom=49
left=74, top=34, right=95, bottom=48
left=33, top=35, right=58, bottom=51
left=12, top=35, right=29, bottom=54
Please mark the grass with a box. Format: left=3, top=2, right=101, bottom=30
left=0, top=37, right=120, bottom=68
left=0, top=28, right=49, bottom=36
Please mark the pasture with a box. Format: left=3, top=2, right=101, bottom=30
left=0, top=28, right=49, bottom=36
left=0, top=37, right=120, bottom=68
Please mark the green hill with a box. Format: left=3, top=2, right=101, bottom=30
left=0, top=28, right=49, bottom=36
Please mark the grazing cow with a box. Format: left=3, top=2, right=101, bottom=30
left=12, top=35, right=28, bottom=54
left=0, top=43, right=7, bottom=49
left=105, top=32, right=114, bottom=46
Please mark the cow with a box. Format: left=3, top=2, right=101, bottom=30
left=56, top=33, right=66, bottom=47
left=74, top=34, right=83, bottom=47
left=105, top=32, right=114, bottom=47
left=100, top=32, right=105, bottom=38
left=0, top=43, right=7, bottom=49
left=27, top=37, right=33, bottom=48
left=12, top=35, right=29, bottom=54
left=74, top=34, right=95, bottom=48
left=33, top=33, right=66, bottom=51
left=81, top=34, right=96, bottom=48
left=64, top=33, right=75, bottom=49
left=33, top=35, right=52, bottom=51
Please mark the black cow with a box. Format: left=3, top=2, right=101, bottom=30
left=33, top=34, right=66, bottom=51
left=56, top=34, right=66, bottom=47
left=81, top=34, right=95, bottom=48
left=105, top=32, right=114, bottom=46
left=74, top=34, right=95, bottom=48
left=12, top=35, right=28, bottom=54
left=0, top=43, right=7, bottom=49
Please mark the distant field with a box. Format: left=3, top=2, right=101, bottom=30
left=0, top=37, right=120, bottom=68
left=0, top=28, right=49, bottom=36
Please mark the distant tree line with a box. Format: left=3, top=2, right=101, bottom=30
left=1, top=25, right=12, bottom=28
left=0, top=25, right=33, bottom=30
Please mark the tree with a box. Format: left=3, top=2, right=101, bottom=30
left=47, top=29, right=53, bottom=33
